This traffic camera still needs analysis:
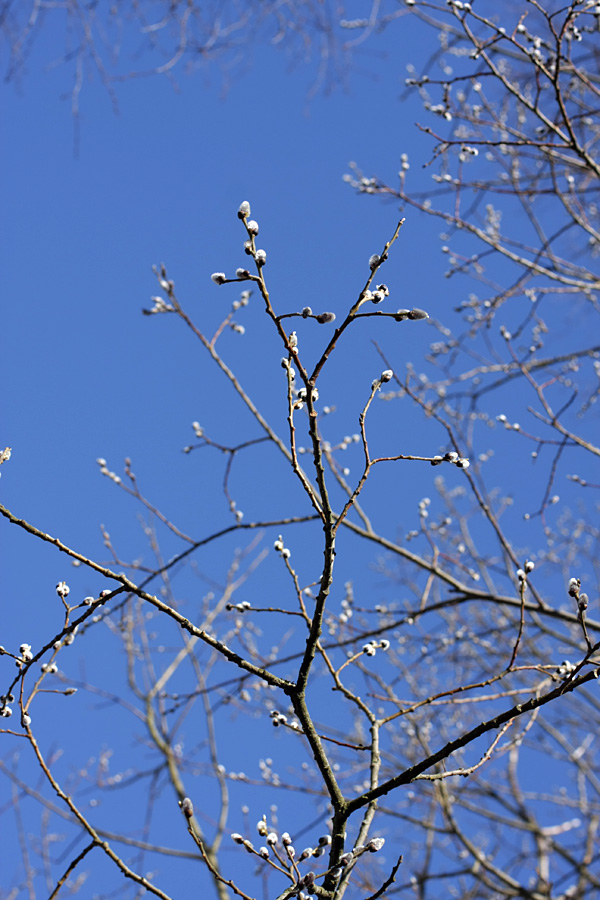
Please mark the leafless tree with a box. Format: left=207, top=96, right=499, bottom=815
left=2, top=1, right=599, bottom=899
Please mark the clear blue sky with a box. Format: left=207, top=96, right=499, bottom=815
left=2, top=4, right=597, bottom=897
left=3, top=7, right=445, bottom=641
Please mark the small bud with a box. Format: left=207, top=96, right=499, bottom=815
left=525, top=560, right=535, bottom=573
left=255, top=249, right=267, bottom=267
left=369, top=254, right=381, bottom=269
left=578, top=593, right=589, bottom=612
left=557, top=660, right=575, bottom=677
left=302, top=307, right=313, bottom=318
left=366, top=837, right=385, bottom=852
left=316, top=312, right=336, bottom=324
left=238, top=201, right=251, bottom=219
left=568, top=577, right=580, bottom=598
left=259, top=847, right=269, bottom=859
left=282, top=832, right=293, bottom=846
left=180, top=797, right=194, bottom=819
left=236, top=268, right=251, bottom=279
left=266, top=832, right=278, bottom=846
left=56, top=582, right=70, bottom=598
left=231, top=833, right=244, bottom=844
left=380, top=369, right=394, bottom=383
left=430, top=455, right=443, bottom=466
left=456, top=458, right=470, bottom=469
left=408, top=308, right=429, bottom=320
left=247, top=220, right=259, bottom=235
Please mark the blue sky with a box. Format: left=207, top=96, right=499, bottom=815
left=2, top=12, right=451, bottom=893
left=3, top=7, right=446, bottom=638
left=3, top=4, right=598, bottom=897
